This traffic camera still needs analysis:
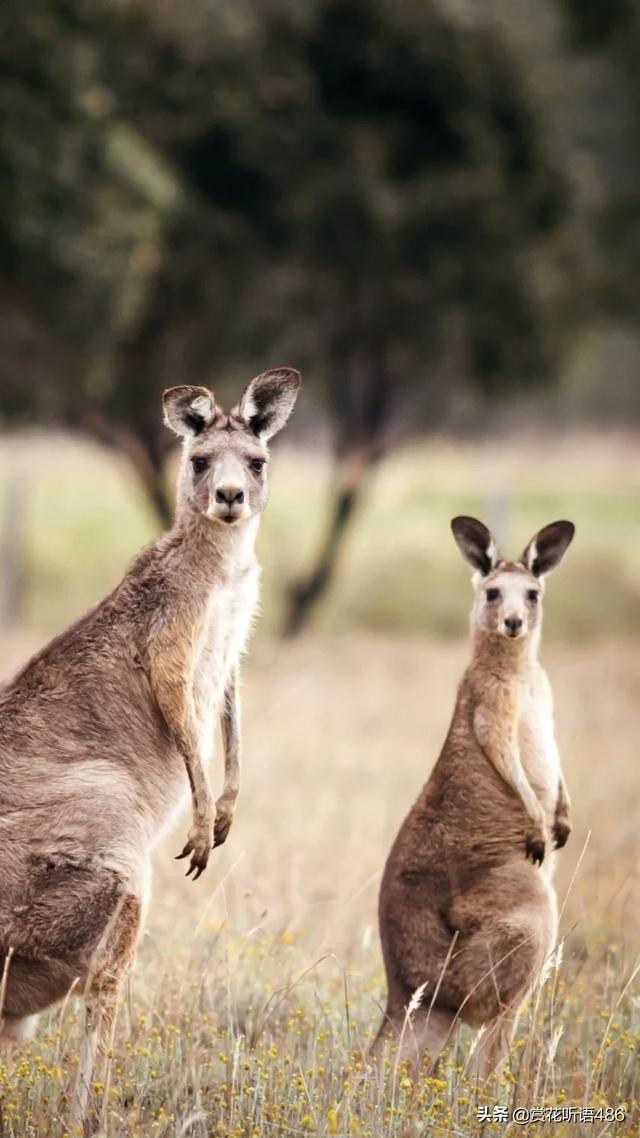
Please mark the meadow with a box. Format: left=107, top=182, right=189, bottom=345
left=2, top=429, right=640, bottom=640
left=0, top=431, right=638, bottom=1136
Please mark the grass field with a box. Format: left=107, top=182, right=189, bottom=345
left=0, top=635, right=638, bottom=1136
left=0, top=433, right=638, bottom=1136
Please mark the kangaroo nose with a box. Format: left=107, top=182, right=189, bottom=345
left=505, top=616, right=523, bottom=635
left=215, top=485, right=244, bottom=506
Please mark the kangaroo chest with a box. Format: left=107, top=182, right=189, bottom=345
left=517, top=676, right=559, bottom=816
left=192, top=566, right=260, bottom=753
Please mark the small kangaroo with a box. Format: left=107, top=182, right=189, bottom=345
left=0, top=368, right=301, bottom=1120
left=375, top=516, right=574, bottom=1076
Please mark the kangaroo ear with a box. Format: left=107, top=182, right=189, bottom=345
left=451, top=516, right=500, bottom=576
left=522, top=521, right=575, bottom=577
left=163, top=386, right=216, bottom=437
left=238, top=368, right=302, bottom=441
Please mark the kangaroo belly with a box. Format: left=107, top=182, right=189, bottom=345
left=193, top=567, right=259, bottom=752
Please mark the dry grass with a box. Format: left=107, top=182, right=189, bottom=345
left=0, top=632, right=638, bottom=1136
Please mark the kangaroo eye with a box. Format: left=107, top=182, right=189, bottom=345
left=249, top=458, right=265, bottom=475
left=485, top=588, right=500, bottom=602
left=192, top=456, right=209, bottom=474
left=527, top=590, right=539, bottom=603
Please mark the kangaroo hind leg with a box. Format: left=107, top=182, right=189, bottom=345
left=371, top=999, right=456, bottom=1073
left=0, top=1013, right=39, bottom=1043
left=71, top=892, right=142, bottom=1135
left=472, top=1007, right=520, bottom=1080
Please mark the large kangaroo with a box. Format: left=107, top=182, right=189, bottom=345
left=0, top=368, right=301, bottom=1116
left=376, top=516, right=574, bottom=1076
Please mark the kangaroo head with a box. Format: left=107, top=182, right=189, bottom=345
left=451, top=516, right=575, bottom=643
left=163, top=368, right=301, bottom=526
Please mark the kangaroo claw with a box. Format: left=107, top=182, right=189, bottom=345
left=525, top=834, right=545, bottom=866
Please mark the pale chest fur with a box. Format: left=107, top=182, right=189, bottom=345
left=517, top=667, right=559, bottom=818
left=192, top=565, right=260, bottom=755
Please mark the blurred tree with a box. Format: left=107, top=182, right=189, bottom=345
left=561, top=0, right=634, bottom=51
left=265, top=0, right=567, bottom=631
left=0, top=0, right=184, bottom=521
left=561, top=0, right=640, bottom=343
left=115, top=0, right=568, bottom=631
left=0, top=0, right=568, bottom=625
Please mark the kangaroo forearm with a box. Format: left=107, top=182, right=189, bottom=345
left=177, top=733, right=214, bottom=821
left=149, top=648, right=213, bottom=823
left=474, top=709, right=542, bottom=826
left=490, top=747, right=541, bottom=823
left=552, top=770, right=572, bottom=849
left=213, top=672, right=241, bottom=849
left=556, top=771, right=571, bottom=817
left=167, top=711, right=213, bottom=824
left=219, top=670, right=241, bottom=805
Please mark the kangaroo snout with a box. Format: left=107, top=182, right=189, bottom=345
left=212, top=479, right=247, bottom=522
left=504, top=615, right=523, bottom=637
left=215, top=485, right=245, bottom=506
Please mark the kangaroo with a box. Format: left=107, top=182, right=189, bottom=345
left=0, top=368, right=301, bottom=1121
left=375, top=515, right=574, bottom=1077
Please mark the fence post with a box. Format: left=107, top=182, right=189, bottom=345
left=0, top=472, right=28, bottom=629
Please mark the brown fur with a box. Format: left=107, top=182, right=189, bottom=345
left=0, top=369, right=301, bottom=1125
left=375, top=518, right=574, bottom=1076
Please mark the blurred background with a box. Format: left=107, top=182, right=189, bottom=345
left=1, top=0, right=640, bottom=640
left=0, top=0, right=639, bottom=992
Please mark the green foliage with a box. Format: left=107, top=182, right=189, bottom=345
left=150, top=0, right=567, bottom=447
left=0, top=1, right=165, bottom=345
left=0, top=0, right=568, bottom=473
left=561, top=0, right=635, bottom=50
left=562, top=0, right=640, bottom=355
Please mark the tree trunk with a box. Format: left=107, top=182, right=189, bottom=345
left=282, top=448, right=373, bottom=637
left=128, top=447, right=174, bottom=530
left=283, top=312, right=392, bottom=637
left=75, top=411, right=174, bottom=530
